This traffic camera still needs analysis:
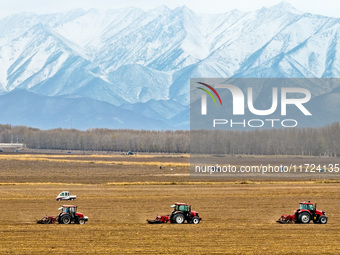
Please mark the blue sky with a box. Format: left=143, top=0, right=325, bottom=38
left=0, top=0, right=339, bottom=18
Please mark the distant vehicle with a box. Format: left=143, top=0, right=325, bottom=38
left=56, top=191, right=76, bottom=201
left=127, top=151, right=134, bottom=155
left=0, top=149, right=3, bottom=152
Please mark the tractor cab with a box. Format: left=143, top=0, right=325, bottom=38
left=58, top=205, right=77, bottom=218
left=171, top=203, right=191, bottom=213
left=299, top=202, right=314, bottom=211
left=59, top=205, right=77, bottom=212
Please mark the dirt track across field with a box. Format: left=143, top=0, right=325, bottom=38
left=0, top=153, right=340, bottom=254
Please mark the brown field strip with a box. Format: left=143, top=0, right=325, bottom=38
left=1, top=153, right=340, bottom=254
left=0, top=154, right=189, bottom=167
left=0, top=183, right=340, bottom=254
left=1, top=180, right=340, bottom=186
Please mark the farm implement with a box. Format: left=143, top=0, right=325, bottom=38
left=277, top=201, right=328, bottom=224
left=147, top=203, right=201, bottom=224
left=37, top=215, right=57, bottom=224
left=37, top=205, right=88, bottom=224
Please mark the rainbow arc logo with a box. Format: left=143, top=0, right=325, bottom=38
left=196, top=82, right=222, bottom=106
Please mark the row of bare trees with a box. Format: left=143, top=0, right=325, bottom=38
left=0, top=125, right=189, bottom=153
left=191, top=123, right=340, bottom=156
left=0, top=123, right=339, bottom=156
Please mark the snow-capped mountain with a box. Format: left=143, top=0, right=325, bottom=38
left=0, top=2, right=340, bottom=129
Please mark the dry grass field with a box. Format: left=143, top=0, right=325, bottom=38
left=0, top=153, right=340, bottom=254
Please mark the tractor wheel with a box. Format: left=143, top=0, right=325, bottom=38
left=319, top=216, right=327, bottom=224
left=78, top=218, right=86, bottom=225
left=298, top=212, right=311, bottom=224
left=173, top=214, right=185, bottom=224
left=192, top=217, right=200, bottom=224
left=61, top=215, right=72, bottom=224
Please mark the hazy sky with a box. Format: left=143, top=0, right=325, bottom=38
left=0, top=0, right=339, bottom=18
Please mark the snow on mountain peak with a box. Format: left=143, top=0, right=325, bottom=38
left=0, top=5, right=340, bottom=129
left=151, top=5, right=170, bottom=13
left=272, top=2, right=299, bottom=11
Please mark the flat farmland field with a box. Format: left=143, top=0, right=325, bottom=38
left=0, top=153, right=340, bottom=254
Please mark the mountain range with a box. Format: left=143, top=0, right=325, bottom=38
left=0, top=2, right=340, bottom=129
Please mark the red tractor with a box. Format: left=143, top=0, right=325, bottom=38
left=57, top=205, right=88, bottom=224
left=37, top=205, right=88, bottom=224
left=277, top=201, right=328, bottom=224
left=147, top=203, right=201, bottom=224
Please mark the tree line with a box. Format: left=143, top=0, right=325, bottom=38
left=0, top=123, right=339, bottom=156
left=0, top=125, right=189, bottom=153
left=191, top=123, right=340, bottom=157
